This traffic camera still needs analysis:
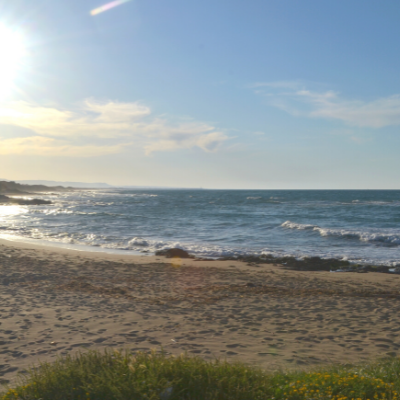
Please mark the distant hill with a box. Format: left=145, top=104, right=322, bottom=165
left=0, top=181, right=70, bottom=195
left=15, top=180, right=113, bottom=189
left=0, top=179, right=199, bottom=190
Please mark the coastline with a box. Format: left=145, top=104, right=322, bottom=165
left=2, top=233, right=399, bottom=272
left=2, top=188, right=400, bottom=267
left=1, top=237, right=400, bottom=386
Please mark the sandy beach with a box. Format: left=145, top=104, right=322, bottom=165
left=1, top=238, right=400, bottom=386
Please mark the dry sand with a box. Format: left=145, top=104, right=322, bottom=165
left=1, top=238, right=400, bottom=385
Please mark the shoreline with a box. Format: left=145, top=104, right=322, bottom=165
left=1, top=238, right=400, bottom=385
left=0, top=236, right=152, bottom=260
left=1, top=234, right=399, bottom=274
left=2, top=187, right=400, bottom=271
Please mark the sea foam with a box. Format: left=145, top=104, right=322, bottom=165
left=281, top=221, right=400, bottom=245
left=1, top=189, right=400, bottom=266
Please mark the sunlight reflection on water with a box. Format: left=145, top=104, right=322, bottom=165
left=0, top=205, right=27, bottom=219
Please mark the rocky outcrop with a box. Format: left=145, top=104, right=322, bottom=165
left=0, top=180, right=70, bottom=195
left=0, top=180, right=69, bottom=205
left=155, top=248, right=191, bottom=258
left=0, top=195, right=52, bottom=205
left=219, top=254, right=398, bottom=274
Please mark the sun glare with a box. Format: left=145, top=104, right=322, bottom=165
left=0, top=24, right=26, bottom=98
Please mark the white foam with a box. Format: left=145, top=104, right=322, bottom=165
left=281, top=221, right=315, bottom=230
left=2, top=228, right=400, bottom=267
left=128, top=237, right=149, bottom=247
left=281, top=220, right=400, bottom=245
left=2, top=189, right=400, bottom=267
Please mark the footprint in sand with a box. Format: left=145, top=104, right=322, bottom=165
left=226, top=344, right=246, bottom=349
left=92, top=337, right=107, bottom=343
left=375, top=344, right=391, bottom=349
left=372, top=338, right=394, bottom=344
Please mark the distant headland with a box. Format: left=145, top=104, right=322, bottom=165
left=0, top=179, right=204, bottom=190
left=0, top=180, right=71, bottom=205
left=14, top=180, right=113, bottom=189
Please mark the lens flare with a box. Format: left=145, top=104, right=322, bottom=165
left=170, top=257, right=182, bottom=268
left=90, top=0, right=132, bottom=16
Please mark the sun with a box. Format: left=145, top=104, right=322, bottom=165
left=0, top=24, right=26, bottom=98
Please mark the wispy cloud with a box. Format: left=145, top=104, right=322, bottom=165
left=90, top=0, right=132, bottom=16
left=141, top=119, right=227, bottom=155
left=0, top=136, right=127, bottom=157
left=253, top=82, right=400, bottom=128
left=0, top=99, right=229, bottom=156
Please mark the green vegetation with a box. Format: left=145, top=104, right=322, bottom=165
left=2, top=350, right=400, bottom=400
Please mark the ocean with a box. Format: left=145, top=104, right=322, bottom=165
left=1, top=189, right=400, bottom=266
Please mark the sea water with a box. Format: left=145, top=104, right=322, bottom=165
left=1, top=189, right=400, bottom=266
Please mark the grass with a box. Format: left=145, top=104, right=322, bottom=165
left=2, top=350, right=400, bottom=400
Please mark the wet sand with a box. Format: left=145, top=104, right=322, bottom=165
left=1, top=238, right=400, bottom=385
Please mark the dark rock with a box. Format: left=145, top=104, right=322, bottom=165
left=0, top=195, right=51, bottom=205
left=0, top=195, right=10, bottom=202
left=361, top=265, right=390, bottom=273
left=219, top=254, right=352, bottom=272
left=19, top=198, right=52, bottom=205
left=219, top=254, right=395, bottom=275
left=155, top=248, right=191, bottom=258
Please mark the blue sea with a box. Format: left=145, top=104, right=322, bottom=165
left=1, top=189, right=400, bottom=266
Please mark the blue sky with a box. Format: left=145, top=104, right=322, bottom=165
left=0, top=0, right=400, bottom=188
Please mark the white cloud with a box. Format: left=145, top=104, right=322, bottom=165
left=253, top=82, right=400, bottom=128
left=0, top=136, right=126, bottom=157
left=0, top=99, right=229, bottom=156
left=142, top=119, right=228, bottom=154
left=0, top=100, right=151, bottom=138
left=303, top=92, right=400, bottom=128
left=83, top=99, right=151, bottom=122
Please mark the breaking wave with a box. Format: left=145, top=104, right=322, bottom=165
left=2, top=189, right=400, bottom=266
left=281, top=221, right=400, bottom=246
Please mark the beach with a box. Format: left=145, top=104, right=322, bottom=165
left=1, top=238, right=400, bottom=385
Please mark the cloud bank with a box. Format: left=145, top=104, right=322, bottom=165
left=0, top=99, right=228, bottom=156
left=254, top=81, right=400, bottom=128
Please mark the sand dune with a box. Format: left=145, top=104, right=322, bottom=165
left=1, top=238, right=400, bottom=385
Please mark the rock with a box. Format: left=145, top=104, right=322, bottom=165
left=23, top=198, right=52, bottom=205
left=0, top=195, right=51, bottom=205
left=155, top=248, right=191, bottom=258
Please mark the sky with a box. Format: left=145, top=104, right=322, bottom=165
left=0, top=0, right=400, bottom=189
